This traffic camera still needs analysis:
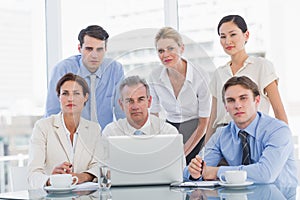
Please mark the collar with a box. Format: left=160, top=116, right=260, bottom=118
left=159, top=66, right=169, bottom=84
left=223, top=56, right=255, bottom=69
left=79, top=57, right=111, bottom=79
left=234, top=112, right=260, bottom=138
left=61, top=113, right=79, bottom=136
left=185, top=60, right=193, bottom=83
left=126, top=115, right=151, bottom=135
left=159, top=58, right=192, bottom=83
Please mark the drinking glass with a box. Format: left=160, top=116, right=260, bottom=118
left=98, top=135, right=111, bottom=190
left=99, top=165, right=111, bottom=190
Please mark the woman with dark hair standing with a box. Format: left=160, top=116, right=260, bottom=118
left=205, top=15, right=288, bottom=144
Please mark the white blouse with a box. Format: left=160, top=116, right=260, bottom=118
left=149, top=60, right=211, bottom=123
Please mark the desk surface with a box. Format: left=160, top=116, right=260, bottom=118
left=0, top=184, right=299, bottom=200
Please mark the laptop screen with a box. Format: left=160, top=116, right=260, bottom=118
left=106, top=134, right=185, bottom=186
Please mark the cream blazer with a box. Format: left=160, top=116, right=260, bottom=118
left=27, top=113, right=102, bottom=189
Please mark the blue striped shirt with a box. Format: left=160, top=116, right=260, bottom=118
left=184, top=112, right=298, bottom=186
left=45, top=55, right=125, bottom=129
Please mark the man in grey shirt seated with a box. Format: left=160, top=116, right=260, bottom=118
left=103, top=75, right=178, bottom=136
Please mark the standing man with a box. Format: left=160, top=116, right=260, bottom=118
left=102, top=75, right=178, bottom=136
left=184, top=76, right=298, bottom=185
left=45, top=25, right=125, bottom=129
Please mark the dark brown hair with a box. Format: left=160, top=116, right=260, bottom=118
left=56, top=73, right=89, bottom=98
left=78, top=25, right=109, bottom=47
left=217, top=15, right=248, bottom=36
left=222, top=76, right=260, bottom=103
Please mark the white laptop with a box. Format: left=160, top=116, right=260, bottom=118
left=106, top=134, right=185, bottom=186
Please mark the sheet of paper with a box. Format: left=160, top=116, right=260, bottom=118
left=176, top=181, right=220, bottom=187
left=74, top=182, right=99, bottom=191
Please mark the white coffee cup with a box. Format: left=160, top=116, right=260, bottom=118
left=50, top=174, right=78, bottom=188
left=219, top=170, right=247, bottom=184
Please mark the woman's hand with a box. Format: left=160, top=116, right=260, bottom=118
left=51, top=161, right=73, bottom=174
left=46, top=161, right=73, bottom=186
left=70, top=172, right=95, bottom=184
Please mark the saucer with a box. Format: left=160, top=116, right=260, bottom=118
left=46, top=192, right=78, bottom=199
left=219, top=187, right=254, bottom=194
left=219, top=181, right=253, bottom=188
left=44, top=185, right=76, bottom=193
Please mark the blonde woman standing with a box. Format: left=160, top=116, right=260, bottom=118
left=149, top=27, right=211, bottom=164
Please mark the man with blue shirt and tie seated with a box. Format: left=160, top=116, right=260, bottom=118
left=102, top=75, right=178, bottom=136
left=45, top=25, right=125, bottom=129
left=184, top=76, right=298, bottom=186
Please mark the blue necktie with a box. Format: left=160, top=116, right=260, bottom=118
left=89, top=74, right=98, bottom=122
left=239, top=130, right=251, bottom=165
left=134, top=130, right=144, bottom=135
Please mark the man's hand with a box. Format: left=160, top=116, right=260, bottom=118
left=202, top=165, right=219, bottom=181
left=188, top=155, right=204, bottom=180
left=188, top=155, right=220, bottom=181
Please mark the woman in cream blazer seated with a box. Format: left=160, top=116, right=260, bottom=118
left=27, top=73, right=102, bottom=189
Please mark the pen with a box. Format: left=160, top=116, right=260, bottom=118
left=201, top=147, right=205, bottom=175
left=70, top=164, right=73, bottom=172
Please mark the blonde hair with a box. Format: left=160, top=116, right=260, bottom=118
left=154, top=27, right=183, bottom=48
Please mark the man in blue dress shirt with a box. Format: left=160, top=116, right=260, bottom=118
left=184, top=76, right=298, bottom=186
left=45, top=25, right=125, bottom=129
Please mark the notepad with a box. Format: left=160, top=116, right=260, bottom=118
left=171, top=181, right=220, bottom=188
left=73, top=182, right=99, bottom=191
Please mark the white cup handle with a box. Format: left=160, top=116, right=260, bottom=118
left=71, top=176, right=78, bottom=186
left=219, top=173, right=227, bottom=183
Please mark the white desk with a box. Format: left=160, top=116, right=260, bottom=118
left=0, top=184, right=299, bottom=200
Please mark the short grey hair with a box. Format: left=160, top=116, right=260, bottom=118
left=119, top=76, right=150, bottom=99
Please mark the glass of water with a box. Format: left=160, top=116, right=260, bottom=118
left=99, top=165, right=111, bottom=190
left=91, top=189, right=112, bottom=200
left=99, top=190, right=112, bottom=200
left=98, top=136, right=111, bottom=190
